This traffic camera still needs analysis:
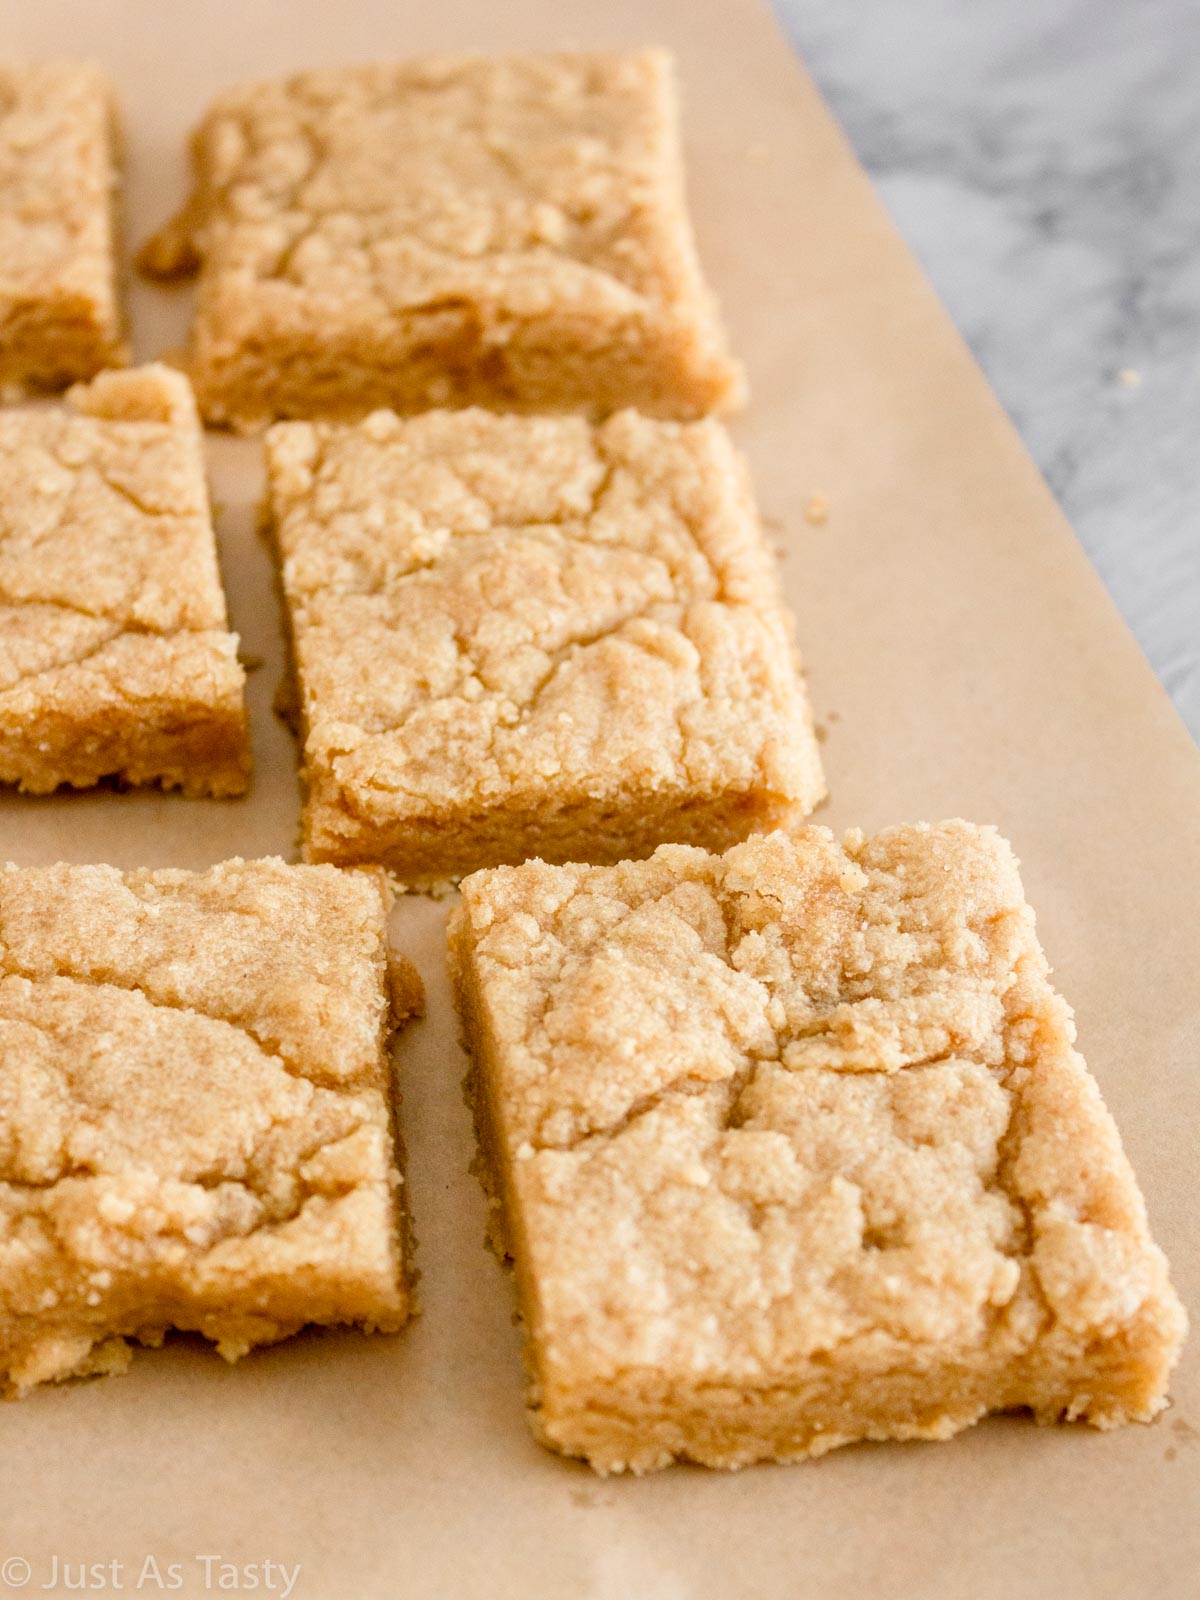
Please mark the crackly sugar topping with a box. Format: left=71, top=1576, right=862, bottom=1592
left=461, top=823, right=1046, bottom=1150
left=0, top=366, right=231, bottom=696
left=159, top=52, right=704, bottom=321
left=455, top=823, right=1180, bottom=1392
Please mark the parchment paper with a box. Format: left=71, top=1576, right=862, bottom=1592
left=0, top=2, right=1196, bottom=1596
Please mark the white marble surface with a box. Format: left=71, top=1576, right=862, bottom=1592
left=774, top=0, right=1200, bottom=742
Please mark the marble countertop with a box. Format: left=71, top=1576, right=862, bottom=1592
left=775, top=0, right=1199, bottom=743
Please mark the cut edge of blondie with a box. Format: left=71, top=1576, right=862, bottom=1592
left=304, top=776, right=817, bottom=894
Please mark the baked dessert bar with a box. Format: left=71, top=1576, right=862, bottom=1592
left=450, top=821, right=1186, bottom=1473
left=0, top=364, right=250, bottom=795
left=266, top=406, right=824, bottom=886
left=0, top=62, right=126, bottom=390
left=139, top=50, right=743, bottom=428
left=0, top=857, right=421, bottom=1397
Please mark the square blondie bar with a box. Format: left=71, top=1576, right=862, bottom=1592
left=0, top=857, right=422, bottom=1397
left=0, top=364, right=250, bottom=795
left=0, top=62, right=126, bottom=390
left=266, top=407, right=824, bottom=886
left=139, top=50, right=743, bottom=428
left=450, top=822, right=1185, bottom=1473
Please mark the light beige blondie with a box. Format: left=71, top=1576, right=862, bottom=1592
left=266, top=407, right=824, bottom=887
left=0, top=62, right=126, bottom=390
left=450, top=822, right=1186, bottom=1474
left=0, top=364, right=250, bottom=795
left=139, top=50, right=743, bottom=428
left=0, top=857, right=422, bottom=1398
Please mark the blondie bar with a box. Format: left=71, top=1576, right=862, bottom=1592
left=0, top=857, right=421, bottom=1397
left=450, top=822, right=1185, bottom=1473
left=139, top=51, right=743, bottom=428
left=0, top=62, right=126, bottom=390
left=0, top=364, right=250, bottom=795
left=266, top=407, right=824, bottom=886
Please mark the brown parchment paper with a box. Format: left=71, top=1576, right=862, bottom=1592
left=0, top=2, right=1196, bottom=1596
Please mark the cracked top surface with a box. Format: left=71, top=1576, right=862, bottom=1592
left=267, top=407, right=821, bottom=830
left=149, top=50, right=724, bottom=338
left=0, top=365, right=235, bottom=696
left=454, top=823, right=1182, bottom=1385
left=0, top=857, right=397, bottom=1096
left=0, top=61, right=119, bottom=307
left=0, top=858, right=411, bottom=1359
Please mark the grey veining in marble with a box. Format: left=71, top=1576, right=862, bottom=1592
left=774, top=0, right=1200, bottom=741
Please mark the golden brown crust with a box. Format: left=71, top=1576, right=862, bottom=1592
left=0, top=62, right=127, bottom=389
left=139, top=51, right=743, bottom=427
left=450, top=822, right=1186, bottom=1473
left=0, top=365, right=250, bottom=795
left=265, top=406, right=824, bottom=886
left=0, top=857, right=418, bottom=1397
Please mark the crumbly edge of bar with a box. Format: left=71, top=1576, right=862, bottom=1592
left=0, top=864, right=419, bottom=1396
left=524, top=1340, right=1185, bottom=1475
left=0, top=637, right=251, bottom=797
left=380, top=880, right=426, bottom=1319
left=0, top=302, right=129, bottom=393
left=447, top=907, right=543, bottom=1408
left=304, top=781, right=814, bottom=895
left=258, top=488, right=308, bottom=839
left=153, top=281, right=745, bottom=430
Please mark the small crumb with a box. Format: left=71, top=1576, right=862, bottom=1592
left=238, top=651, right=265, bottom=672
left=803, top=493, right=829, bottom=527
left=569, top=1485, right=611, bottom=1508
left=1117, top=367, right=1142, bottom=389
